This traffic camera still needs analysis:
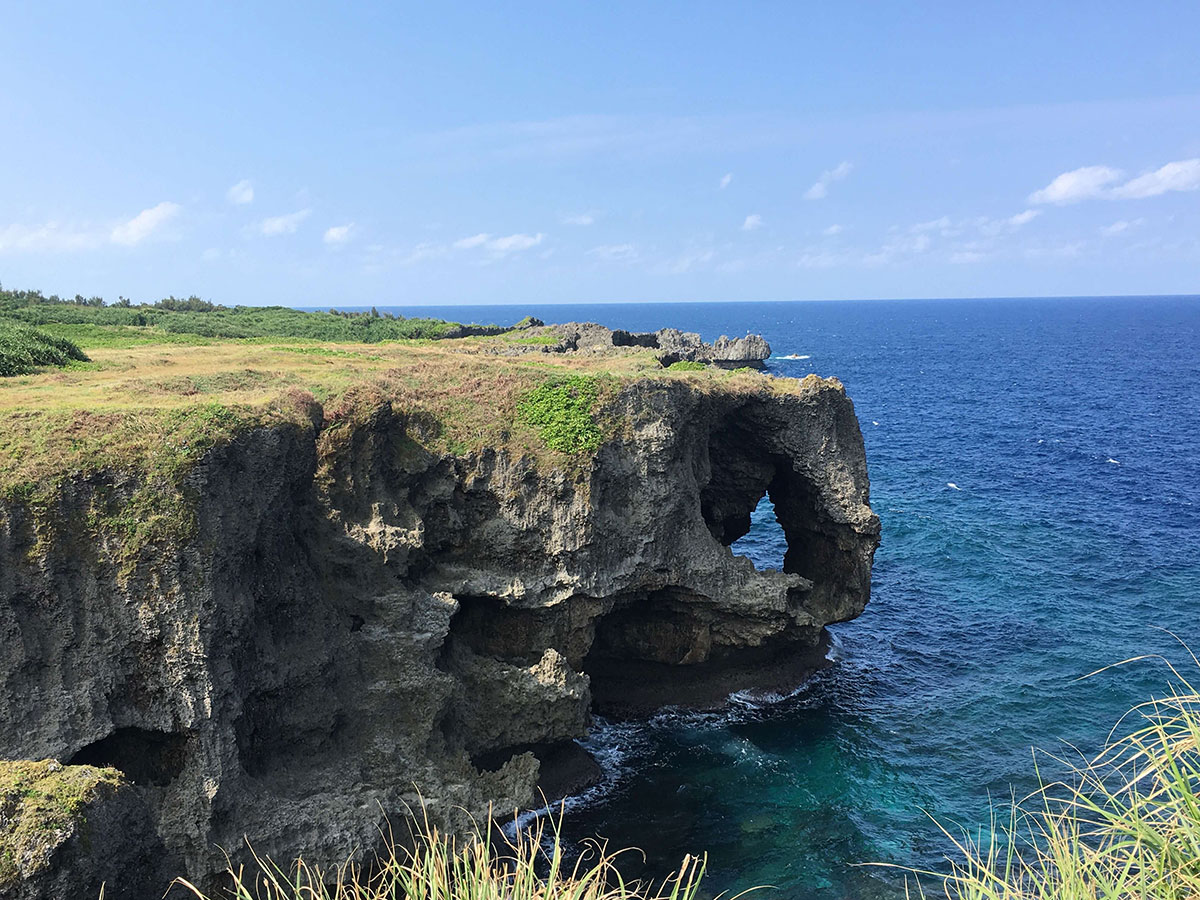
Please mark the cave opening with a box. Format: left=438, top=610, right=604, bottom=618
left=728, top=492, right=787, bottom=572
left=68, top=727, right=188, bottom=786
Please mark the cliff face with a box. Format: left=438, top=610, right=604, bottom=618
left=0, top=376, right=878, bottom=897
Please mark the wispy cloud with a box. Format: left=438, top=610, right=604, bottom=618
left=323, top=224, right=355, bottom=245
left=719, top=173, right=733, bottom=190
left=823, top=224, right=845, bottom=236
left=741, top=214, right=763, bottom=231
left=658, top=248, right=715, bottom=274
left=258, top=209, right=311, bottom=236
left=453, top=232, right=545, bottom=256
left=227, top=179, right=254, bottom=205
left=1029, top=159, right=1200, bottom=205
left=587, top=243, right=637, bottom=262
left=0, top=222, right=104, bottom=253
left=1112, top=159, right=1200, bottom=199
left=1029, top=166, right=1124, bottom=204
left=1007, top=209, right=1040, bottom=226
left=562, top=213, right=595, bottom=226
left=453, top=233, right=491, bottom=250
left=2, top=201, right=182, bottom=252
left=805, top=161, right=853, bottom=200
left=110, top=201, right=182, bottom=246
left=1100, top=218, right=1144, bottom=236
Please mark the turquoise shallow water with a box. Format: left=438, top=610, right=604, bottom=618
left=390, top=296, right=1200, bottom=899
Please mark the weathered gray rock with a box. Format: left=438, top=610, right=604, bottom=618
left=492, top=322, right=772, bottom=368
left=0, top=375, right=876, bottom=896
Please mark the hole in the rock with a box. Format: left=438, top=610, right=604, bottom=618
left=68, top=727, right=188, bottom=786
left=729, top=493, right=787, bottom=571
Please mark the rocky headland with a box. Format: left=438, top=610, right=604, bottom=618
left=0, top=322, right=877, bottom=899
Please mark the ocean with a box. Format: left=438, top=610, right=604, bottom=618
left=382, top=296, right=1200, bottom=899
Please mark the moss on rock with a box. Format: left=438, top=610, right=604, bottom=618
left=0, top=760, right=123, bottom=887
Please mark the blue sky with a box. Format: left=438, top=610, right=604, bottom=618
left=2, top=2, right=1198, bottom=305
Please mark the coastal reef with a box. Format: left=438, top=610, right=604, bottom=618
left=0, top=326, right=876, bottom=897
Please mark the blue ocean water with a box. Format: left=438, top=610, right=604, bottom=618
left=390, top=297, right=1200, bottom=899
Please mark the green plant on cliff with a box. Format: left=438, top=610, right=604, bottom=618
left=0, top=761, right=122, bottom=887
left=0, top=319, right=89, bottom=377
left=896, top=655, right=1200, bottom=900
left=665, top=360, right=706, bottom=372
left=174, top=808, right=713, bottom=900
left=516, top=374, right=604, bottom=454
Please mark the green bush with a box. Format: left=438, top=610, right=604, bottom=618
left=516, top=375, right=603, bottom=453
left=0, top=287, right=501, bottom=344
left=666, top=360, right=706, bottom=371
left=0, top=319, right=89, bottom=376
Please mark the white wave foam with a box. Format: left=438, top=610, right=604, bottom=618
left=947, top=482, right=961, bottom=490
left=1107, top=458, right=1120, bottom=465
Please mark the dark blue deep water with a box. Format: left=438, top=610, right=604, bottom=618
left=391, top=297, right=1200, bottom=899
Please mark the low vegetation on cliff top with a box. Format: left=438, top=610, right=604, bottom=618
left=0, top=285, right=814, bottom=560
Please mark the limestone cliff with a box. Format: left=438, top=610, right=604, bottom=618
left=0, top=375, right=878, bottom=898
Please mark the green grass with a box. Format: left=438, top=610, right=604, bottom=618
left=896, top=652, right=1200, bottom=900
left=516, top=375, right=605, bottom=453
left=665, top=360, right=707, bottom=372
left=0, top=319, right=89, bottom=376
left=0, top=289, right=499, bottom=344
left=0, top=760, right=122, bottom=887
left=173, top=808, right=713, bottom=900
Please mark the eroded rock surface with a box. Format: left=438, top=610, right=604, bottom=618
left=493, top=321, right=772, bottom=368
left=0, top=375, right=876, bottom=897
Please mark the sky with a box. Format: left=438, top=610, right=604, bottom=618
left=1, top=2, right=1198, bottom=306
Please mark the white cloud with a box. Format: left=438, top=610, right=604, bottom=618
left=227, top=179, right=254, bottom=205
left=1113, top=158, right=1200, bottom=199
left=805, top=161, right=853, bottom=200
left=1100, top=218, right=1144, bottom=236
left=823, top=224, right=844, bottom=236
left=719, top=173, right=732, bottom=190
left=588, top=243, right=637, bottom=261
left=323, top=224, right=355, bottom=245
left=741, top=214, right=763, bottom=231
left=111, top=201, right=182, bottom=246
left=911, top=216, right=953, bottom=234
left=1028, top=165, right=1123, bottom=204
left=0, top=222, right=104, bottom=253
left=1007, top=209, right=1041, bottom=226
left=562, top=213, right=595, bottom=226
left=453, top=232, right=545, bottom=256
left=660, top=248, right=714, bottom=274
left=486, top=232, right=544, bottom=254
left=453, top=233, right=491, bottom=249
left=201, top=247, right=222, bottom=261
left=258, top=209, right=311, bottom=236
left=397, top=241, right=448, bottom=266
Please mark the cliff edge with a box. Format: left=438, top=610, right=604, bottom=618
left=0, top=341, right=878, bottom=897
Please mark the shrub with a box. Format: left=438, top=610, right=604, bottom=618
left=903, top=657, right=1200, bottom=900
left=173, top=808, right=709, bottom=900
left=666, top=360, right=706, bottom=372
left=0, top=319, right=89, bottom=376
left=516, top=375, right=603, bottom=453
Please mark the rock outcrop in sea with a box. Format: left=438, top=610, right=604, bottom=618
left=0, top=372, right=877, bottom=898
left=492, top=321, right=773, bottom=368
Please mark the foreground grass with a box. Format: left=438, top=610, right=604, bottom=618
left=904, top=654, right=1200, bottom=900
left=173, top=810, right=715, bottom=900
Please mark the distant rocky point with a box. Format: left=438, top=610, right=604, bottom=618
left=493, top=320, right=772, bottom=368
